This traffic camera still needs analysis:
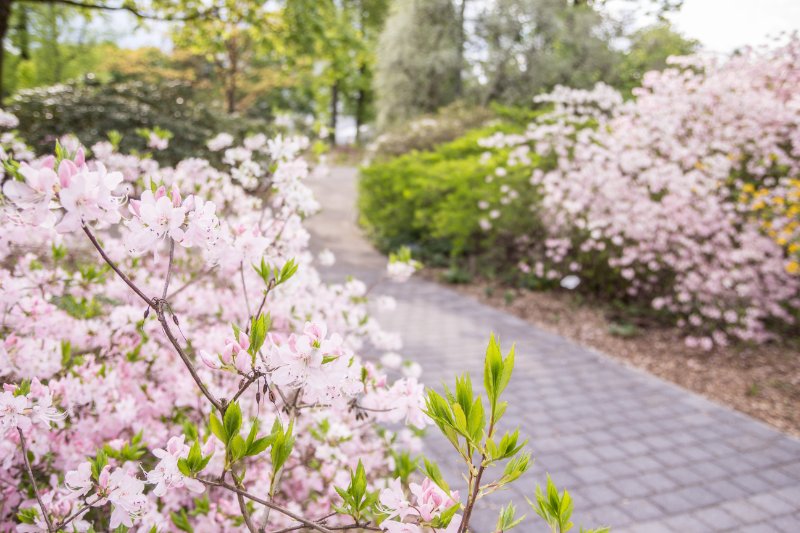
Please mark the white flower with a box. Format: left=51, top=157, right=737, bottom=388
left=318, top=249, right=336, bottom=266
left=380, top=352, right=403, bottom=369
left=387, top=261, right=418, bottom=283
left=207, top=133, right=234, bottom=151
left=65, top=462, right=93, bottom=496
left=0, top=391, right=30, bottom=432
left=125, top=188, right=186, bottom=255
left=560, top=275, right=581, bottom=290
left=402, top=362, right=422, bottom=379
left=147, top=435, right=205, bottom=497
left=376, top=295, right=397, bottom=312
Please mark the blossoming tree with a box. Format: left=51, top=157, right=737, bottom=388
left=0, top=113, right=605, bottom=532
left=475, top=39, right=800, bottom=349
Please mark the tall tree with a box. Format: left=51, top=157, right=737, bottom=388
left=374, top=0, right=460, bottom=130
left=476, top=0, right=620, bottom=105
left=0, top=0, right=212, bottom=103
left=171, top=0, right=280, bottom=114
left=282, top=0, right=388, bottom=144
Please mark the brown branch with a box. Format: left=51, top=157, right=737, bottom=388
left=82, top=225, right=154, bottom=308
left=53, top=496, right=102, bottom=531
left=198, top=479, right=335, bottom=533
left=166, top=265, right=218, bottom=300
left=240, top=262, right=253, bottom=317
left=24, top=0, right=216, bottom=22
left=17, top=429, right=54, bottom=532
left=230, top=373, right=260, bottom=405
left=162, top=239, right=175, bottom=299
left=155, top=307, right=224, bottom=412
left=82, top=225, right=223, bottom=412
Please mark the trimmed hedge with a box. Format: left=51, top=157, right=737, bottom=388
left=359, top=123, right=549, bottom=273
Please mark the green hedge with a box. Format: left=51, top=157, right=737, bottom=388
left=359, top=123, right=551, bottom=274
left=9, top=77, right=270, bottom=166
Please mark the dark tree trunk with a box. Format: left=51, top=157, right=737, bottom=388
left=225, top=35, right=238, bottom=114
left=0, top=0, right=13, bottom=105
left=455, top=0, right=467, bottom=97
left=355, top=64, right=366, bottom=144
left=17, top=3, right=28, bottom=60
left=329, top=80, right=339, bottom=145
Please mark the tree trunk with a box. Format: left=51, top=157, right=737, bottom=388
left=355, top=64, right=366, bottom=144
left=455, top=0, right=468, bottom=97
left=226, top=35, right=238, bottom=114
left=329, top=80, right=339, bottom=145
left=17, top=3, right=28, bottom=60
left=0, top=0, right=13, bottom=105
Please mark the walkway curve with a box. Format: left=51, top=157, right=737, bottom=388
left=306, top=166, right=800, bottom=533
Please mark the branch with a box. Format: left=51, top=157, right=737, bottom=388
left=198, top=479, right=335, bottom=533
left=81, top=225, right=223, bottom=412
left=25, top=0, right=216, bottom=22
left=155, top=306, right=224, bottom=412
left=17, top=429, right=54, bottom=532
left=162, top=239, right=175, bottom=299
left=230, top=373, right=260, bottom=405
left=240, top=262, right=253, bottom=317
left=53, top=496, right=102, bottom=531
left=166, top=265, right=218, bottom=300
left=82, top=225, right=154, bottom=308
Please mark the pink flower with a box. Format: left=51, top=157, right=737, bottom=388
left=2, top=164, right=57, bottom=223
left=0, top=391, right=30, bottom=432
left=125, top=188, right=186, bottom=255
left=147, top=435, right=205, bottom=497
left=56, top=163, right=123, bottom=233
left=378, top=478, right=413, bottom=521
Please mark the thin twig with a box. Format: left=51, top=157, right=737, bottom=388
left=199, top=479, right=335, bottom=533
left=17, top=429, right=54, bottom=532
left=162, top=239, right=175, bottom=299
left=166, top=265, right=218, bottom=300
left=230, top=373, right=261, bottom=405
left=53, top=496, right=102, bottom=531
left=240, top=262, right=253, bottom=317
left=82, top=225, right=223, bottom=413
left=156, top=309, right=224, bottom=412
left=82, top=225, right=154, bottom=308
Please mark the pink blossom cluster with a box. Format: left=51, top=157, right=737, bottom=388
left=479, top=38, right=800, bottom=348
left=0, top=122, right=431, bottom=531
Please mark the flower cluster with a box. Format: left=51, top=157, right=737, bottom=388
left=0, top=121, right=428, bottom=531
left=475, top=38, right=800, bottom=348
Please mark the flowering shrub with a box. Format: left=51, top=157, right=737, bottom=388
left=362, top=39, right=800, bottom=349
left=0, top=111, right=605, bottom=532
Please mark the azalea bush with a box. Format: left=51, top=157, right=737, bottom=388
left=0, top=110, right=606, bottom=532
left=361, top=40, right=800, bottom=349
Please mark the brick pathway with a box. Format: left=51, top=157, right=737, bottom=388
left=305, top=166, right=800, bottom=532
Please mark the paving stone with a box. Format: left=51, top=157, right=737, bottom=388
left=306, top=166, right=800, bottom=532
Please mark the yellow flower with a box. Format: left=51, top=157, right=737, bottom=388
left=787, top=261, right=800, bottom=275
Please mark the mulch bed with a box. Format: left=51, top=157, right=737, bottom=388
left=422, top=269, right=800, bottom=437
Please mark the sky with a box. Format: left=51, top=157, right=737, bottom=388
left=661, top=0, right=800, bottom=53
left=110, top=0, right=800, bottom=54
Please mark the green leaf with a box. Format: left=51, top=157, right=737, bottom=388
left=170, top=510, right=194, bottom=533
left=223, top=402, right=242, bottom=443
left=430, top=503, right=461, bottom=528
left=495, top=502, right=525, bottom=531
left=247, top=436, right=273, bottom=457
left=229, top=435, right=246, bottom=463
left=177, top=458, right=192, bottom=477
left=17, top=508, right=39, bottom=525
left=421, top=458, right=450, bottom=493
left=209, top=413, right=226, bottom=443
